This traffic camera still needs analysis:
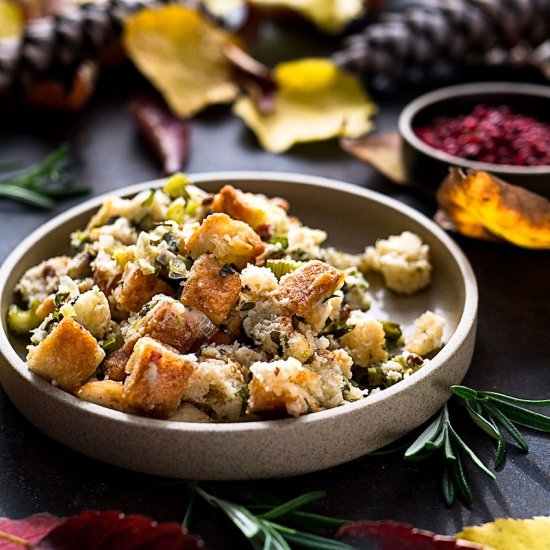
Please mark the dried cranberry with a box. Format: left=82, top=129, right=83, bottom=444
left=414, top=105, right=550, bottom=166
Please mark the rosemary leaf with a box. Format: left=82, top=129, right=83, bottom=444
left=258, top=492, right=326, bottom=520
left=478, top=391, right=550, bottom=407
left=494, top=423, right=507, bottom=468
left=441, top=463, right=455, bottom=507
left=278, top=511, right=349, bottom=531
left=450, top=448, right=473, bottom=507
left=269, top=523, right=352, bottom=550
left=488, top=400, right=550, bottom=432
left=0, top=185, right=55, bottom=208
left=425, top=427, right=446, bottom=450
left=482, top=402, right=529, bottom=452
left=182, top=485, right=195, bottom=529
left=450, top=385, right=478, bottom=400
left=195, top=487, right=261, bottom=540
left=444, top=429, right=456, bottom=461
left=465, top=400, right=501, bottom=440
left=404, top=408, right=445, bottom=458
left=448, top=424, right=495, bottom=479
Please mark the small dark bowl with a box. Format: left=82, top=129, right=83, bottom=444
left=398, top=82, right=550, bottom=197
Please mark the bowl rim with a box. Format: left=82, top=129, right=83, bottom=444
left=398, top=81, right=550, bottom=175
left=0, top=171, right=478, bottom=435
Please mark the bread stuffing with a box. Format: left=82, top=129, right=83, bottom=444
left=8, top=174, right=446, bottom=422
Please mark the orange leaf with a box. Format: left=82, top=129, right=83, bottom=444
left=436, top=169, right=550, bottom=249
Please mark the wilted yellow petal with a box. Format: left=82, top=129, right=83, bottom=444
left=250, top=0, right=365, bottom=34
left=0, top=0, right=23, bottom=38
left=457, top=516, right=550, bottom=550
left=234, top=58, right=376, bottom=153
left=436, top=169, right=550, bottom=249
left=123, top=5, right=239, bottom=117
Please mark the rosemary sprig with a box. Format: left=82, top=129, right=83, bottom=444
left=370, top=385, right=550, bottom=507
left=0, top=145, right=89, bottom=208
left=191, top=485, right=352, bottom=550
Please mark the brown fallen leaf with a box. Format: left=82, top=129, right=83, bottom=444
left=130, top=94, right=190, bottom=175
left=436, top=168, right=550, bottom=249
left=123, top=5, right=239, bottom=118
left=341, top=131, right=408, bottom=185
left=224, top=43, right=277, bottom=115
left=338, top=520, right=487, bottom=549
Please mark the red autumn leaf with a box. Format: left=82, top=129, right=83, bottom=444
left=0, top=514, right=62, bottom=549
left=130, top=94, right=190, bottom=176
left=337, top=521, right=485, bottom=550
left=0, top=511, right=205, bottom=550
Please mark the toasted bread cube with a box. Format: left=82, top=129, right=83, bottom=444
left=276, top=261, right=344, bottom=327
left=27, top=317, right=105, bottom=391
left=77, top=379, right=126, bottom=412
left=123, top=297, right=198, bottom=355
left=186, top=213, right=265, bottom=269
left=181, top=254, right=241, bottom=325
left=122, top=337, right=195, bottom=418
left=405, top=310, right=445, bottom=356
left=211, top=185, right=289, bottom=234
left=112, top=263, right=174, bottom=313
left=339, top=310, right=388, bottom=367
left=102, top=348, right=130, bottom=381
left=73, top=286, right=111, bottom=339
left=248, top=358, right=322, bottom=417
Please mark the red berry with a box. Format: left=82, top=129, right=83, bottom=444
left=414, top=104, right=550, bottom=166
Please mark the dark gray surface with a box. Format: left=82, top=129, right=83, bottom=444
left=0, top=27, right=549, bottom=549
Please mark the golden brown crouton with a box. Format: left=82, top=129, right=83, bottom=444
left=27, top=317, right=105, bottom=391
left=35, top=295, right=55, bottom=319
left=180, top=254, right=241, bottom=325
left=186, top=213, right=265, bottom=269
left=248, top=358, right=322, bottom=418
left=102, top=349, right=130, bottom=381
left=122, top=337, right=195, bottom=418
left=112, top=263, right=174, bottom=313
left=77, top=379, right=126, bottom=412
left=123, top=297, right=198, bottom=355
left=212, top=185, right=267, bottom=229
left=276, top=260, right=345, bottom=319
left=212, top=185, right=289, bottom=234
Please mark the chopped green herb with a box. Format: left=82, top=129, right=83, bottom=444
left=162, top=231, right=180, bottom=253
left=104, top=215, right=120, bottom=225
left=237, top=386, right=250, bottom=417
left=240, top=302, right=255, bottom=312
left=141, top=189, right=156, bottom=207
left=268, top=236, right=289, bottom=250
left=380, top=320, right=402, bottom=346
left=54, top=291, right=70, bottom=307
left=321, top=321, right=355, bottom=339
left=99, top=337, right=116, bottom=352
left=219, top=263, right=238, bottom=277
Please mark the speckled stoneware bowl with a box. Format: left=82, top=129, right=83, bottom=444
left=0, top=172, right=477, bottom=480
left=399, top=82, right=550, bottom=197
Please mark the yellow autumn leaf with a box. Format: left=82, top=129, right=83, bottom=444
left=0, top=0, right=23, bottom=39
left=123, top=5, right=239, bottom=117
left=250, top=0, right=365, bottom=34
left=457, top=516, right=550, bottom=550
left=234, top=58, right=376, bottom=153
left=202, top=0, right=244, bottom=18
left=436, top=169, right=550, bottom=249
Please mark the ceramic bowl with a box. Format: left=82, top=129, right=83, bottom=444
left=399, top=82, right=550, bottom=197
left=0, top=172, right=478, bottom=480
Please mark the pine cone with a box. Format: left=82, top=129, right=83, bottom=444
left=0, top=0, right=187, bottom=96
left=333, top=0, right=550, bottom=86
